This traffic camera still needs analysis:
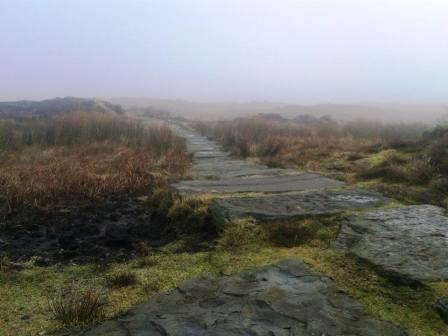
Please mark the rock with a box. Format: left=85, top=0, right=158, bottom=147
left=434, top=297, right=448, bottom=323
left=335, top=205, right=448, bottom=284
left=210, top=188, right=389, bottom=223
left=174, top=173, right=344, bottom=193
left=83, top=258, right=407, bottom=336
left=192, top=157, right=297, bottom=179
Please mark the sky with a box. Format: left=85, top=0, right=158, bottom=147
left=0, top=0, right=447, bottom=104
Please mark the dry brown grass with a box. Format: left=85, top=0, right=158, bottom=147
left=0, top=112, right=190, bottom=215
left=48, top=282, right=105, bottom=327
left=195, top=117, right=427, bottom=172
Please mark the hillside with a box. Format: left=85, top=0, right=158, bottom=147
left=0, top=97, right=124, bottom=118
left=109, top=97, right=447, bottom=124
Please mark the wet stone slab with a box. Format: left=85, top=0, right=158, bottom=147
left=210, top=188, right=389, bottom=222
left=170, top=124, right=346, bottom=186
left=173, top=173, right=344, bottom=193
left=336, top=205, right=448, bottom=284
left=191, top=158, right=295, bottom=179
left=83, top=258, right=407, bottom=336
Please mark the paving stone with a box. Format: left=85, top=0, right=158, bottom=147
left=335, top=205, right=448, bottom=283
left=174, top=173, right=344, bottom=193
left=210, top=188, right=389, bottom=222
left=83, top=258, right=407, bottom=336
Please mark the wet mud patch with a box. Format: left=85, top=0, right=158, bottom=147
left=0, top=196, right=176, bottom=265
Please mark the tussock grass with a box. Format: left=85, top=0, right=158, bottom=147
left=48, top=282, right=105, bottom=327
left=0, top=111, right=189, bottom=215
left=167, top=195, right=212, bottom=235
left=106, top=270, right=139, bottom=288
left=195, top=117, right=427, bottom=171
left=217, top=218, right=266, bottom=251
left=195, top=117, right=448, bottom=207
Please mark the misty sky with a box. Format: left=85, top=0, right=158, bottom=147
left=1, top=0, right=447, bottom=103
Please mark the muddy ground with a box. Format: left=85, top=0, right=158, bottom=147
left=0, top=195, right=177, bottom=265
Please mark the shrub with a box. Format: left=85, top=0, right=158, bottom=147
left=359, top=154, right=433, bottom=185
left=263, top=218, right=333, bottom=247
left=48, top=282, right=105, bottom=327
left=106, top=270, right=138, bottom=288
left=167, top=195, right=212, bottom=235
left=403, top=155, right=433, bottom=185
left=217, top=218, right=266, bottom=250
left=148, top=186, right=179, bottom=217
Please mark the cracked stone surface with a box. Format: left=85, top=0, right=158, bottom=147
left=209, top=188, right=389, bottom=222
left=335, top=205, right=448, bottom=283
left=83, top=258, right=407, bottom=336
left=173, top=173, right=344, bottom=193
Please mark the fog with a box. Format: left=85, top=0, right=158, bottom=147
left=1, top=0, right=447, bottom=107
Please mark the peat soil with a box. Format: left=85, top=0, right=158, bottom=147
left=0, top=195, right=176, bottom=266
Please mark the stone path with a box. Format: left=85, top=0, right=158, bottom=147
left=336, top=205, right=448, bottom=284
left=83, top=123, right=447, bottom=334
left=170, top=124, right=384, bottom=216
left=84, top=259, right=407, bottom=336
left=170, top=124, right=448, bottom=285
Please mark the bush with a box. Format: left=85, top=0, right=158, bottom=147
left=106, top=270, right=138, bottom=288
left=48, top=282, right=105, bottom=327
left=167, top=195, right=211, bottom=235
left=403, top=155, right=433, bottom=185
left=217, top=218, right=266, bottom=250
left=263, top=218, right=334, bottom=247
left=148, top=186, right=179, bottom=217
left=359, top=154, right=433, bottom=185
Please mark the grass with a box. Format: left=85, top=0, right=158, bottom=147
left=1, top=241, right=447, bottom=336
left=48, top=282, right=105, bottom=327
left=194, top=116, right=428, bottom=171
left=1, top=114, right=447, bottom=335
left=0, top=209, right=446, bottom=335
left=195, top=117, right=448, bottom=207
left=0, top=111, right=190, bottom=215
left=167, top=194, right=213, bottom=235
left=106, top=270, right=139, bottom=288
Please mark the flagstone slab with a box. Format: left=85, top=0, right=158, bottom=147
left=336, top=205, right=448, bottom=283
left=173, top=173, right=344, bottom=193
left=210, top=188, right=389, bottom=222
left=83, top=258, right=407, bottom=336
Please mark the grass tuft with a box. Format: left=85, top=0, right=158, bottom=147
left=106, top=270, right=139, bottom=288
left=48, top=282, right=105, bottom=327
left=217, top=218, right=266, bottom=251
left=167, top=195, right=212, bottom=235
